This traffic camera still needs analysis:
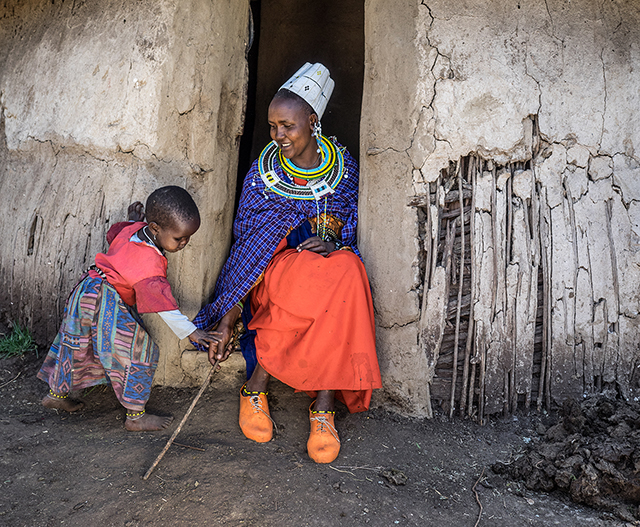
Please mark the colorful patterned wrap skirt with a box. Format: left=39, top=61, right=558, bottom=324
left=38, top=276, right=159, bottom=412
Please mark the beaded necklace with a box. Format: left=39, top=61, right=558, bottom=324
left=255, top=134, right=345, bottom=201
left=254, top=134, right=347, bottom=242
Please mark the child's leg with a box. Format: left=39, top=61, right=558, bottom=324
left=93, top=282, right=173, bottom=431
left=38, top=277, right=101, bottom=414
left=41, top=389, right=84, bottom=412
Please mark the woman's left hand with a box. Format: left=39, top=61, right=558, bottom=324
left=296, top=236, right=335, bottom=256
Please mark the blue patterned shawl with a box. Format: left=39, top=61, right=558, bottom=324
left=193, top=139, right=360, bottom=330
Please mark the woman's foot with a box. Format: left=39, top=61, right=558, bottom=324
left=314, top=390, right=335, bottom=413
left=41, top=393, right=85, bottom=412
left=245, top=363, right=270, bottom=393
left=239, top=383, right=274, bottom=442
left=307, top=400, right=340, bottom=464
left=125, top=412, right=174, bottom=431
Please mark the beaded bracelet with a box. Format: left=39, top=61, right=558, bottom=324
left=236, top=299, right=244, bottom=312
left=241, top=385, right=268, bottom=397
left=311, top=408, right=335, bottom=415
left=48, top=390, right=68, bottom=399
left=125, top=409, right=146, bottom=420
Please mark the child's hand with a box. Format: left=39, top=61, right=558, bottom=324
left=127, top=201, right=145, bottom=222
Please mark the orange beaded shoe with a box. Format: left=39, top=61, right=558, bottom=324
left=238, top=384, right=274, bottom=443
left=307, top=401, right=340, bottom=464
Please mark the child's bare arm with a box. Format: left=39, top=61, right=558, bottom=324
left=127, top=201, right=145, bottom=222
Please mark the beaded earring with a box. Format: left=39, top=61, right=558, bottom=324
left=312, top=121, right=323, bottom=155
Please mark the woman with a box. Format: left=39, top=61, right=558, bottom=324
left=195, top=63, right=381, bottom=463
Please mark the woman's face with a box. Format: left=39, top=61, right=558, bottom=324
left=267, top=98, right=318, bottom=167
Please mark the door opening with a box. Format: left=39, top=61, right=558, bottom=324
left=235, top=0, right=365, bottom=211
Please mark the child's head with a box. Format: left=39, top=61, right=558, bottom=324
left=145, top=186, right=200, bottom=253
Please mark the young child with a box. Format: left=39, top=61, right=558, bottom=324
left=38, top=186, right=218, bottom=431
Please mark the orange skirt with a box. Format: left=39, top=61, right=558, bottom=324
left=249, top=241, right=382, bottom=413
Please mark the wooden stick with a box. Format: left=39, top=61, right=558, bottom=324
left=449, top=164, right=465, bottom=418
left=478, top=163, right=491, bottom=425
left=503, top=369, right=510, bottom=416
left=430, top=176, right=443, bottom=289
left=490, top=164, right=498, bottom=320
left=466, top=157, right=478, bottom=418
left=429, top=219, right=456, bottom=416
left=507, top=172, right=517, bottom=414
left=0, top=371, right=21, bottom=390
left=472, top=468, right=486, bottom=527
left=143, top=360, right=219, bottom=480
left=538, top=193, right=551, bottom=413
left=459, top=157, right=473, bottom=418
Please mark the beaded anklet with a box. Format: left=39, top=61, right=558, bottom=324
left=241, top=385, right=268, bottom=397
left=125, top=409, right=146, bottom=421
left=48, top=390, right=68, bottom=399
left=311, top=409, right=335, bottom=415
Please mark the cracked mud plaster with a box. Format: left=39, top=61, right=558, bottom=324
left=0, top=0, right=249, bottom=387
left=395, top=1, right=640, bottom=416
left=412, top=0, right=640, bottom=179
left=414, top=141, right=640, bottom=419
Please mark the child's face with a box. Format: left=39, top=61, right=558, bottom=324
left=150, top=217, right=200, bottom=253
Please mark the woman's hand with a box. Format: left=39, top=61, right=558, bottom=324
left=188, top=329, right=222, bottom=352
left=188, top=326, right=233, bottom=367
left=199, top=303, right=243, bottom=366
left=296, top=236, right=336, bottom=256
left=127, top=201, right=145, bottom=222
left=206, top=321, right=234, bottom=365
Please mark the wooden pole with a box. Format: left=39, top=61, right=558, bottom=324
left=143, top=360, right=219, bottom=480
left=460, top=157, right=475, bottom=417
left=449, top=165, right=465, bottom=418
left=467, top=159, right=479, bottom=418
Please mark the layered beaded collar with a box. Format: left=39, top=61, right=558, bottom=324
left=256, top=134, right=346, bottom=201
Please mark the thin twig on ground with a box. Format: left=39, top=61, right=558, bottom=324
left=333, top=465, right=384, bottom=472
left=173, top=442, right=205, bottom=452
left=0, top=372, right=21, bottom=389
left=328, top=466, right=356, bottom=477
left=472, top=468, right=485, bottom=527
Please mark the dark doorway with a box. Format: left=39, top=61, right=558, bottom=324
left=236, top=0, right=365, bottom=207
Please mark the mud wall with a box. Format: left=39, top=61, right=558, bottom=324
left=360, top=0, right=640, bottom=417
left=3, top=0, right=639, bottom=414
left=0, top=0, right=249, bottom=385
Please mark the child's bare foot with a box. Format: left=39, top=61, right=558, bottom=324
left=125, top=413, right=174, bottom=432
left=41, top=393, right=85, bottom=412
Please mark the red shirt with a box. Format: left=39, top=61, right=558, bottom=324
left=91, top=222, right=179, bottom=313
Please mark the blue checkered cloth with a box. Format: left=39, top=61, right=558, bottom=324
left=193, top=140, right=360, bottom=331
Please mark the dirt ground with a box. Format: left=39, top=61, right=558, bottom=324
left=0, top=348, right=634, bottom=527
